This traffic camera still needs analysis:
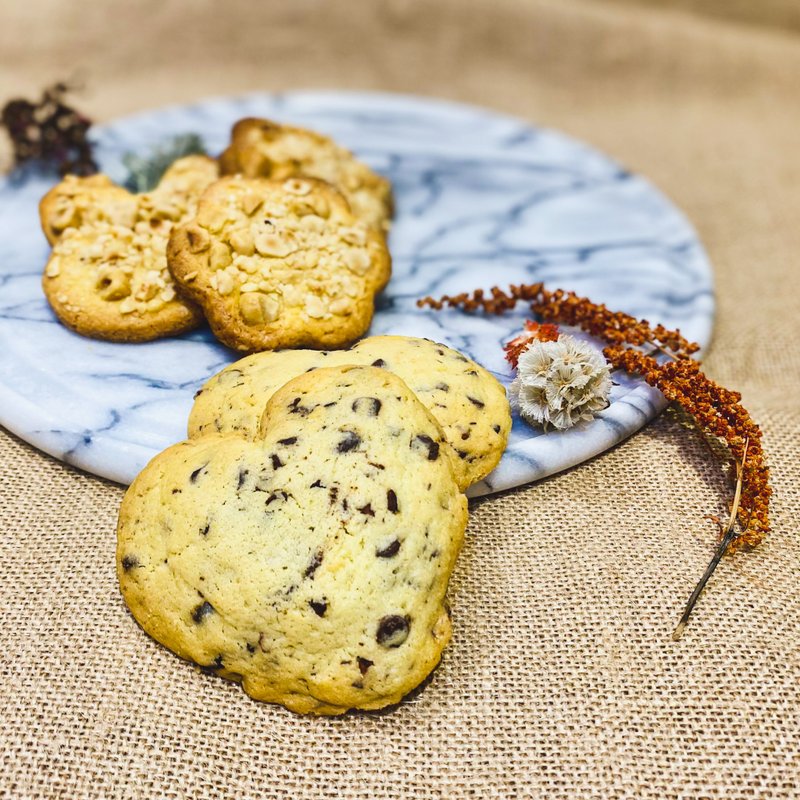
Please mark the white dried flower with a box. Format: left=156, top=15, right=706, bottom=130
left=510, top=334, right=612, bottom=431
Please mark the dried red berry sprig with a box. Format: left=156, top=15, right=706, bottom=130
left=604, top=346, right=769, bottom=550
left=1, top=82, right=97, bottom=176
left=419, top=282, right=699, bottom=360
left=418, top=283, right=770, bottom=551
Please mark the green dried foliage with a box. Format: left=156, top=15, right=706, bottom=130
left=122, top=133, right=206, bottom=192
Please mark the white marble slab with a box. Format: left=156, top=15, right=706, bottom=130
left=0, top=92, right=713, bottom=496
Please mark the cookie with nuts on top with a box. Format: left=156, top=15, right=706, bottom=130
left=167, top=176, right=391, bottom=353
left=188, top=335, right=511, bottom=491
left=220, top=117, right=393, bottom=232
left=40, top=156, right=219, bottom=342
left=117, top=365, right=467, bottom=715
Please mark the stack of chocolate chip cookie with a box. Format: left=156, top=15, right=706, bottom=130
left=39, top=116, right=514, bottom=713
left=117, top=337, right=512, bottom=714
left=39, top=118, right=393, bottom=350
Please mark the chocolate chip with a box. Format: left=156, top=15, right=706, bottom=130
left=309, top=599, right=327, bottom=617
left=461, top=431, right=471, bottom=440
left=466, top=369, right=478, bottom=376
left=191, top=601, right=214, bottom=623
left=278, top=436, right=298, bottom=445
left=121, top=555, right=139, bottom=572
left=171, top=488, right=182, bottom=494
left=435, top=382, right=450, bottom=392
left=467, top=395, right=485, bottom=408
left=193, top=388, right=204, bottom=399
left=336, top=430, right=361, bottom=453
left=289, top=396, right=312, bottom=416
left=201, top=654, right=225, bottom=674
left=237, top=467, right=248, bottom=489
left=190, top=464, right=207, bottom=483
left=271, top=454, right=284, bottom=469
left=368, top=462, right=385, bottom=470
left=358, top=503, right=375, bottom=517
left=304, top=549, right=324, bottom=579
left=329, top=486, right=339, bottom=505
left=387, top=489, right=399, bottom=513
left=371, top=358, right=386, bottom=368
left=310, top=479, right=325, bottom=489
left=200, top=522, right=210, bottom=536
left=376, top=539, right=401, bottom=558
left=357, top=656, right=374, bottom=675
left=493, top=424, right=501, bottom=433
left=266, top=491, right=288, bottom=506
left=412, top=434, right=439, bottom=461
left=376, top=615, right=410, bottom=647
left=323, top=401, right=337, bottom=408
left=352, top=397, right=382, bottom=416
left=246, top=643, right=256, bottom=654
left=456, top=450, right=469, bottom=459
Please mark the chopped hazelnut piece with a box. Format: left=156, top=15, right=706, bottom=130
left=45, top=258, right=61, bottom=278
left=305, top=294, right=327, bottom=319
left=330, top=297, right=352, bottom=316
left=283, top=178, right=312, bottom=196
left=344, top=248, right=371, bottom=275
left=95, top=266, right=132, bottom=301
left=209, top=240, right=233, bottom=271
left=186, top=226, right=211, bottom=253
left=254, top=229, right=296, bottom=258
left=240, top=193, right=263, bottom=216
left=230, top=228, right=255, bottom=256
left=216, top=271, right=235, bottom=296
left=239, top=292, right=281, bottom=325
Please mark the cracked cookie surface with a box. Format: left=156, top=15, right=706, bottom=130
left=220, top=117, right=393, bottom=232
left=167, top=176, right=391, bottom=352
left=117, top=365, right=467, bottom=715
left=189, top=335, right=511, bottom=490
left=40, top=155, right=219, bottom=342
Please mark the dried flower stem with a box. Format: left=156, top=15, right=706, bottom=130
left=672, top=438, right=749, bottom=640
left=601, top=347, right=768, bottom=549
left=419, top=283, right=700, bottom=359
left=418, top=283, right=771, bottom=550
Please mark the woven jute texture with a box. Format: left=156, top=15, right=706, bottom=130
left=2, top=1, right=800, bottom=798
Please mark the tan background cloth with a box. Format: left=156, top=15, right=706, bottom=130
left=2, top=1, right=799, bottom=797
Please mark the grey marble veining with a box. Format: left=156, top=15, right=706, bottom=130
left=0, top=92, right=713, bottom=495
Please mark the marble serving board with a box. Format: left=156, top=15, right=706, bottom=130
left=0, top=91, right=714, bottom=496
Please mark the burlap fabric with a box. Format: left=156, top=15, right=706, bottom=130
left=2, top=2, right=799, bottom=797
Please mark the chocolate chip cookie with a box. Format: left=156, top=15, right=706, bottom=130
left=117, top=365, right=467, bottom=714
left=188, top=335, right=510, bottom=490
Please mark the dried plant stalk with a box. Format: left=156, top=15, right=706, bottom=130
left=418, top=283, right=771, bottom=550
left=672, top=439, right=750, bottom=640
